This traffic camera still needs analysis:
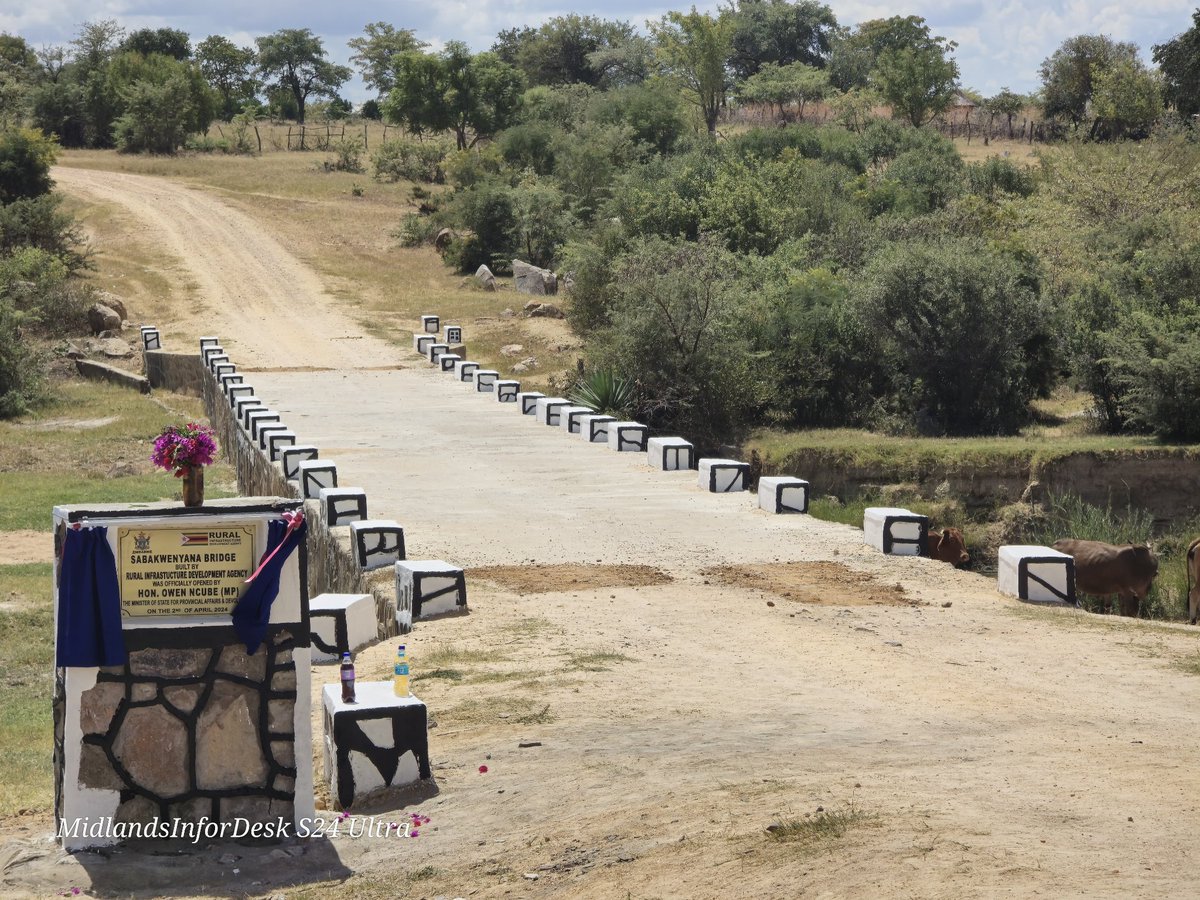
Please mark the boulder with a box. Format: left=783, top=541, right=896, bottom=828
left=500, top=344, right=525, bottom=357
left=434, top=228, right=456, bottom=252
left=528, top=303, right=565, bottom=319
left=87, top=304, right=122, bottom=335
left=513, top=259, right=557, bottom=296
left=475, top=264, right=497, bottom=292
left=99, top=338, right=134, bottom=358
left=500, top=308, right=515, bottom=318
left=96, top=291, right=128, bottom=321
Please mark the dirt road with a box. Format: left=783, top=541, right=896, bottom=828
left=10, top=166, right=1200, bottom=899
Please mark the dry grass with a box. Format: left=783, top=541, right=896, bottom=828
left=766, top=804, right=879, bottom=847
left=954, top=137, right=1041, bottom=165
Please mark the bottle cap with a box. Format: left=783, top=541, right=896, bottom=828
left=398, top=644, right=406, bottom=652
left=342, top=652, right=351, bottom=659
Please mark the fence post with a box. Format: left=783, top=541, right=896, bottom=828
left=254, top=125, right=262, bottom=153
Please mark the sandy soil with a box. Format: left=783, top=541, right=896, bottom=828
left=8, top=167, right=1200, bottom=899
left=0, top=531, right=54, bottom=566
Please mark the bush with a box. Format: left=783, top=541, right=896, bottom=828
left=966, top=157, right=1037, bottom=199
left=113, top=75, right=203, bottom=154
left=499, top=123, right=557, bottom=175
left=394, top=212, right=441, bottom=248
left=851, top=240, right=1053, bottom=435
left=325, top=136, right=365, bottom=173
left=0, top=195, right=89, bottom=273
left=443, top=180, right=517, bottom=273
left=0, top=296, right=44, bottom=418
left=371, top=138, right=450, bottom=184
left=0, top=128, right=58, bottom=204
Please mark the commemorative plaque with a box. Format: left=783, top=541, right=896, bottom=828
left=117, top=524, right=256, bottom=616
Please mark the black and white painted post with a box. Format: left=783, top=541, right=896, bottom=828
left=698, top=458, right=749, bottom=492
left=863, top=507, right=929, bottom=556
left=998, top=545, right=1077, bottom=605
left=757, top=477, right=810, bottom=513
left=648, top=437, right=696, bottom=471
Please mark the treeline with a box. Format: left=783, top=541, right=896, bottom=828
left=2, top=6, right=1199, bottom=154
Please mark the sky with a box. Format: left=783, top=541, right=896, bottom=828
left=0, top=0, right=1195, bottom=102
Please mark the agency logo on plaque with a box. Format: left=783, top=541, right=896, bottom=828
left=117, top=525, right=257, bottom=617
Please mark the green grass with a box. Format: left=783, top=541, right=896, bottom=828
left=0, top=563, right=56, bottom=815
left=0, top=381, right=237, bottom=530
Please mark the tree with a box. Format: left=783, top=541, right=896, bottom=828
left=255, top=29, right=350, bottom=124
left=0, top=34, right=38, bottom=128
left=107, top=52, right=215, bottom=152
left=827, top=15, right=936, bottom=91
left=872, top=41, right=959, bottom=127
left=70, top=19, right=125, bottom=71
left=728, top=0, right=839, bottom=80
left=738, top=61, right=829, bottom=120
left=383, top=44, right=523, bottom=149
left=1153, top=10, right=1200, bottom=119
left=1039, top=34, right=1139, bottom=126
left=983, top=87, right=1023, bottom=138
left=493, top=15, right=635, bottom=87
left=650, top=8, right=736, bottom=136
left=347, top=22, right=425, bottom=95
left=1091, top=60, right=1163, bottom=138
left=586, top=35, right=655, bottom=87
left=196, top=35, right=257, bottom=119
left=0, top=128, right=57, bottom=203
left=119, top=28, right=191, bottom=60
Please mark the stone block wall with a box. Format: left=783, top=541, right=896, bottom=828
left=55, top=626, right=299, bottom=830
left=144, top=350, right=205, bottom=395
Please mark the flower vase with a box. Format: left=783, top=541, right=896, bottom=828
left=181, top=466, right=205, bottom=507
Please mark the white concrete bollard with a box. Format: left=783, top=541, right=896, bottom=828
left=227, top=383, right=254, bottom=408
left=267, top=430, right=297, bottom=462
left=281, top=445, right=319, bottom=481
left=235, top=397, right=264, bottom=426
left=648, top=437, right=695, bottom=471
left=245, top=408, right=280, bottom=439
left=698, top=458, right=749, bottom=492
left=518, top=391, right=546, bottom=415
left=560, top=406, right=594, bottom=434
left=535, top=397, right=571, bottom=426
left=257, top=423, right=289, bottom=451
left=443, top=324, right=462, bottom=344
left=579, top=414, right=617, bottom=443
left=757, top=477, right=810, bottom=513
left=998, top=545, right=1077, bottom=605
left=298, top=460, right=338, bottom=499
left=413, top=333, right=436, bottom=354
left=349, top=520, right=406, bottom=570
left=439, top=353, right=461, bottom=372
left=421, top=314, right=440, bottom=333
left=309, top=593, right=377, bottom=663
left=427, top=343, right=449, bottom=364
left=318, top=487, right=368, bottom=526
left=454, top=360, right=480, bottom=383
left=863, top=507, right=929, bottom=556
left=199, top=336, right=219, bottom=353
left=140, top=327, right=161, bottom=351
left=496, top=380, right=520, bottom=402
left=607, top=422, right=649, bottom=452
left=473, top=370, right=499, bottom=392
left=395, top=560, right=467, bottom=621
left=219, top=372, right=244, bottom=395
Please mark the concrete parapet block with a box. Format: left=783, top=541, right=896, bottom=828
left=758, top=476, right=810, bottom=513
left=518, top=391, right=546, bottom=415
left=607, top=422, right=649, bottom=452
left=201, top=345, right=224, bottom=366
left=427, top=343, right=449, bottom=364
left=998, top=545, right=1077, bottom=605
left=299, top=460, right=338, bottom=499
left=535, top=397, right=570, bottom=426
left=140, top=327, right=161, bottom=351
left=245, top=409, right=280, bottom=440
left=443, top=324, right=462, bottom=344
left=257, top=423, right=289, bottom=451
left=199, top=336, right=219, bottom=353
left=648, top=437, right=695, bottom=471
left=454, top=360, right=480, bottom=383
left=473, top=370, right=499, bottom=392
left=319, top=486, right=368, bottom=526
left=413, top=333, right=435, bottom=355
left=219, top=372, right=243, bottom=394
left=395, top=560, right=467, bottom=625
left=281, top=445, right=319, bottom=480
left=863, top=507, right=928, bottom=556
left=236, top=397, right=265, bottom=427
left=310, top=593, right=377, bottom=663
left=267, top=429, right=297, bottom=461
left=350, top=520, right=406, bottom=571
left=213, top=362, right=235, bottom=381
left=560, top=406, right=594, bottom=434
left=421, top=314, right=440, bottom=333
left=496, top=380, right=520, bottom=402
left=227, top=383, right=254, bottom=408
left=438, top=353, right=461, bottom=373
left=580, top=414, right=617, bottom=443
left=322, top=684, right=431, bottom=811
left=698, top=458, right=748, bottom=492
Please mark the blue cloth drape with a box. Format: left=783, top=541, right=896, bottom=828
left=56, top=527, right=126, bottom=667
left=231, top=518, right=307, bottom=654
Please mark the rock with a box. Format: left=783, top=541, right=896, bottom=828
left=475, top=264, right=497, bottom=292
left=99, top=338, right=134, bottom=358
left=500, top=344, right=525, bottom=357
left=87, top=304, right=122, bottom=335
left=215, top=644, right=267, bottom=682
left=78, top=742, right=126, bottom=791
left=512, top=363, right=529, bottom=374
left=96, top=291, right=128, bottom=321
left=513, top=260, right=557, bottom=296
left=528, top=303, right=565, bottom=319
left=196, top=683, right=268, bottom=790
left=520, top=357, right=538, bottom=369
left=64, top=343, right=85, bottom=359
left=79, top=680, right=125, bottom=735
left=523, top=300, right=542, bottom=312
left=164, top=685, right=203, bottom=715
left=112, top=705, right=190, bottom=797
left=434, top=228, right=455, bottom=252
left=500, top=308, right=515, bottom=318
left=268, top=698, right=294, bottom=732
left=129, top=648, right=211, bottom=678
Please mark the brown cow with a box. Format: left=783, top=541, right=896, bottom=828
left=1186, top=538, right=1200, bottom=624
left=930, top=528, right=969, bottom=566
left=1052, top=539, right=1158, bottom=617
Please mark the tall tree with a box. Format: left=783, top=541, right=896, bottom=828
left=827, top=14, right=935, bottom=91
left=347, top=22, right=425, bottom=96
left=196, top=35, right=257, bottom=119
left=983, top=87, right=1024, bottom=138
left=1153, top=10, right=1200, bottom=119
left=119, top=28, right=191, bottom=60
left=1090, top=59, right=1163, bottom=138
left=737, top=61, right=829, bottom=120
left=255, top=28, right=350, bottom=124
left=728, top=0, right=839, bottom=80
left=493, top=15, right=635, bottom=87
left=650, top=8, right=736, bottom=135
left=872, top=38, right=959, bottom=127
left=1039, top=34, right=1139, bottom=126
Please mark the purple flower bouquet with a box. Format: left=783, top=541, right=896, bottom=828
left=151, top=422, right=218, bottom=477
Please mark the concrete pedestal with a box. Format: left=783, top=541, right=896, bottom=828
left=580, top=414, right=617, bottom=443
left=648, top=437, right=695, bottom=471
left=607, top=422, right=649, bottom=452
left=535, top=397, right=570, bottom=426
left=281, top=445, right=319, bottom=481
left=518, top=392, right=546, bottom=415
left=318, top=487, right=368, bottom=526
left=349, top=520, right=406, bottom=570
left=698, top=458, right=748, bottom=492
left=473, top=370, right=499, bottom=392
left=758, top=477, right=809, bottom=513
left=560, top=406, right=594, bottom=434
left=298, top=460, right=338, bottom=499
left=496, top=380, right=520, bottom=402
left=395, top=560, right=467, bottom=625
left=864, top=507, right=928, bottom=556
left=310, top=593, right=377, bottom=662
left=998, top=545, right=1077, bottom=605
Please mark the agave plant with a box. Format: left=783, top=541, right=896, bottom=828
left=569, top=370, right=636, bottom=418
